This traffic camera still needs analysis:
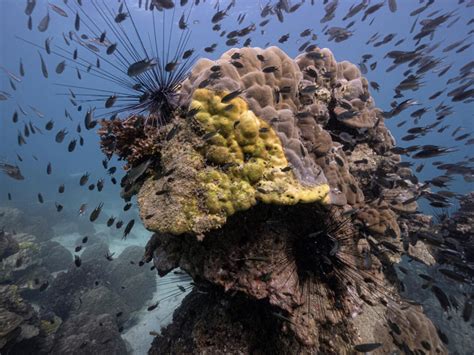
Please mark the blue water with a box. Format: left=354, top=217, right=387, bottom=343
left=1, top=0, right=472, bottom=214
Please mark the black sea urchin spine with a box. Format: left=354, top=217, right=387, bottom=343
left=21, top=0, right=197, bottom=126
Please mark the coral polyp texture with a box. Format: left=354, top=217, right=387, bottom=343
left=99, top=46, right=446, bottom=353
left=134, top=85, right=331, bottom=237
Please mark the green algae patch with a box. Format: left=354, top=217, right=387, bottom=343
left=138, top=89, right=330, bottom=238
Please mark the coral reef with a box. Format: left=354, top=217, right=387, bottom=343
left=100, top=46, right=446, bottom=353
left=98, top=115, right=162, bottom=166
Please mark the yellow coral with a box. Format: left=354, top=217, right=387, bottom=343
left=140, top=88, right=330, bottom=237
left=191, top=88, right=330, bottom=215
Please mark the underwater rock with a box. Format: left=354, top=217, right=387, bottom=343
left=50, top=312, right=127, bottom=355
left=101, top=46, right=444, bottom=353
left=0, top=230, right=19, bottom=261
left=150, top=289, right=305, bottom=354
left=0, top=285, right=41, bottom=352
left=38, top=241, right=73, bottom=273
left=42, top=262, right=106, bottom=319
left=107, top=246, right=156, bottom=311
left=0, top=234, right=51, bottom=295
left=80, top=241, right=110, bottom=268
left=74, top=233, right=103, bottom=247
left=76, top=286, right=131, bottom=326
left=0, top=207, right=54, bottom=242
left=42, top=245, right=156, bottom=325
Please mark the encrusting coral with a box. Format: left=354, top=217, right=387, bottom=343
left=99, top=45, right=446, bottom=354
left=134, top=86, right=331, bottom=237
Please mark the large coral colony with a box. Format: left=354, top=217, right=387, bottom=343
left=100, top=44, right=447, bottom=353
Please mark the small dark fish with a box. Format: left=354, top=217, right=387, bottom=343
left=182, top=49, right=194, bottom=59
left=58, top=184, right=64, bottom=194
left=203, top=131, right=218, bottom=141
left=431, top=285, right=450, bottom=311
left=388, top=0, right=397, bottom=13
left=55, top=202, right=63, bottom=212
left=39, top=281, right=49, bottom=292
left=38, top=11, right=50, bottom=32
left=45, top=120, right=54, bottom=130
left=370, top=81, right=380, bottom=91
left=165, top=61, right=179, bottom=72
left=107, top=216, right=116, bottom=227
left=105, top=95, right=117, bottom=108
left=74, top=255, right=82, bottom=267
left=46, top=162, right=52, bottom=175
left=84, top=109, right=97, bottom=130
left=25, top=0, right=36, bottom=16
left=463, top=299, right=472, bottom=322
left=147, top=302, right=159, bottom=311
left=37, top=193, right=44, bottom=203
left=0, top=163, right=25, bottom=180
left=221, top=89, right=243, bottom=103
left=262, top=66, right=278, bottom=73
left=106, top=43, right=117, bottom=55
left=123, top=219, right=135, bottom=239
left=97, top=179, right=104, bottom=192
left=211, top=9, right=227, bottom=24
left=75, top=245, right=82, bottom=253
left=79, top=172, right=89, bottom=186
left=55, top=60, right=66, bottom=74
left=127, top=58, right=157, bottom=77
left=68, top=139, right=77, bottom=152
left=89, top=202, right=104, bottom=222
left=49, top=3, right=68, bottom=17
left=354, top=343, right=382, bottom=352
left=115, top=12, right=128, bottom=23
left=55, top=129, right=67, bottom=143
left=362, top=2, right=385, bottom=21
left=19, top=58, right=25, bottom=77
left=116, top=220, right=123, bottom=229
left=179, top=13, right=187, bottom=29
left=278, top=33, right=290, bottom=43
left=105, top=252, right=115, bottom=261
left=75, top=12, right=80, bottom=31
left=230, top=61, right=244, bottom=69
left=38, top=51, right=48, bottom=78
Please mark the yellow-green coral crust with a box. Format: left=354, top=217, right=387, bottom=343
left=192, top=88, right=330, bottom=216
left=140, top=89, right=331, bottom=236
